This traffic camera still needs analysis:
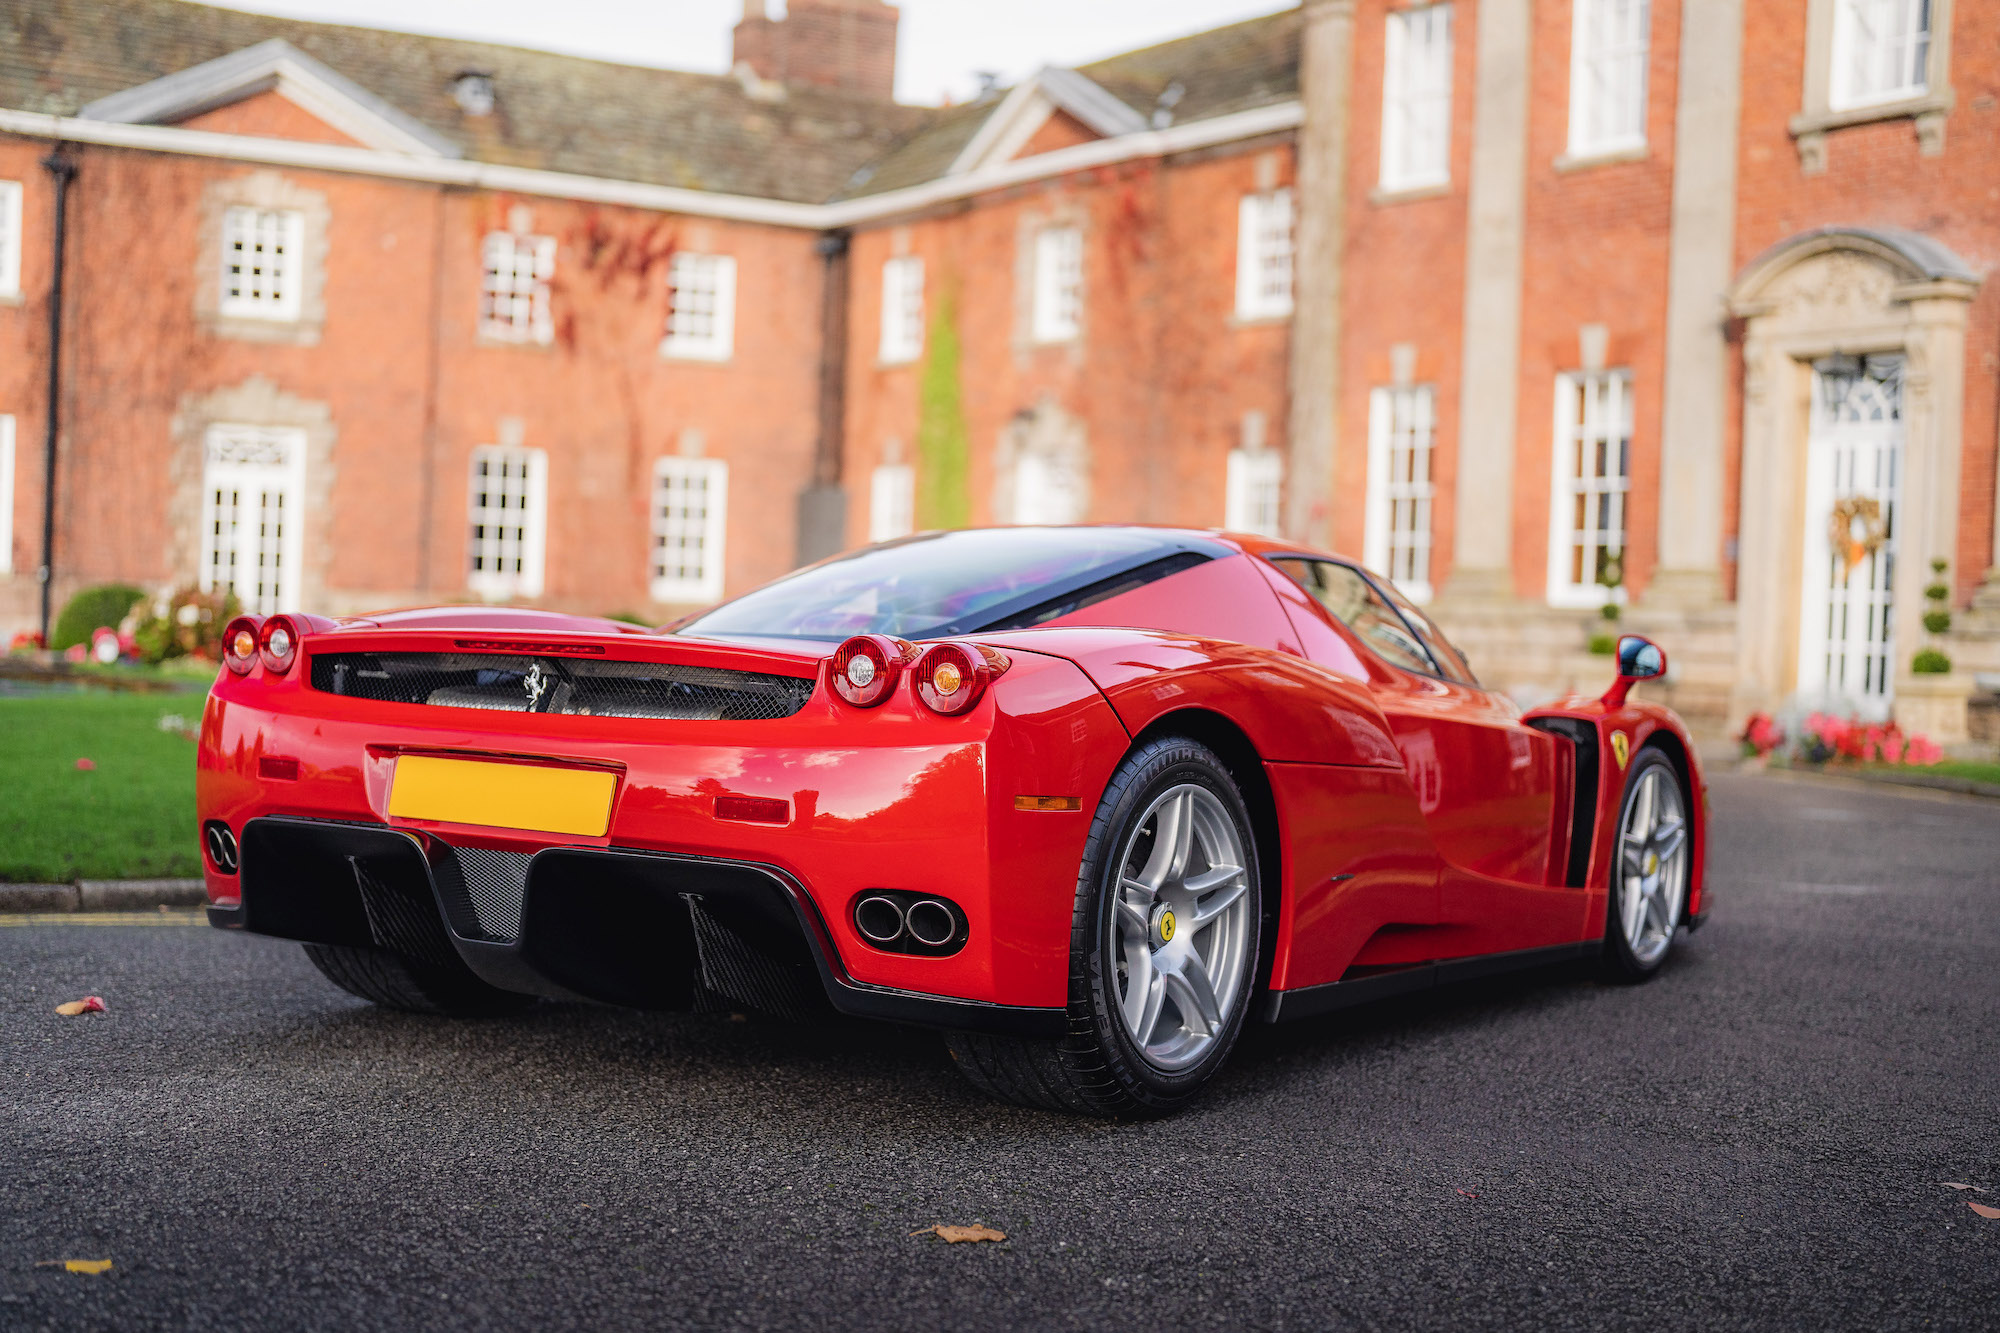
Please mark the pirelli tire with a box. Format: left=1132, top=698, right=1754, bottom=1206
left=946, top=735, right=1262, bottom=1117
left=302, top=942, right=536, bottom=1017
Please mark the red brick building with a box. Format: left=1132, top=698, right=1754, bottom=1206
left=2, top=0, right=1996, bottom=738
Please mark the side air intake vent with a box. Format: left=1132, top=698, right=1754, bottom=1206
left=310, top=653, right=815, bottom=721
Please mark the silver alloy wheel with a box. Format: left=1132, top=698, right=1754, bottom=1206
left=1110, top=783, right=1254, bottom=1072
left=1617, top=764, right=1689, bottom=967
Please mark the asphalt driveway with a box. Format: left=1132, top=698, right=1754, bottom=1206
left=2, top=769, right=1995, bottom=1331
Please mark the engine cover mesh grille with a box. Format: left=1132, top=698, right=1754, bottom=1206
left=309, top=652, right=815, bottom=721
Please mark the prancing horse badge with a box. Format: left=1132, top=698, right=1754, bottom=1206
left=1611, top=730, right=1630, bottom=771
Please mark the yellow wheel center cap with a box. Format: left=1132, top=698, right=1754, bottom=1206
left=1155, top=908, right=1177, bottom=945
left=1644, top=851, right=1659, bottom=876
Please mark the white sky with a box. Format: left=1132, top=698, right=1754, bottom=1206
left=204, top=0, right=1296, bottom=106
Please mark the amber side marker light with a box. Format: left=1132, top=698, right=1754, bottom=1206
left=1015, top=796, right=1082, bottom=813
left=222, top=616, right=264, bottom=675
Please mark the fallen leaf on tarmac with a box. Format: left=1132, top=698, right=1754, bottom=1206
left=74, top=758, right=96, bottom=771
left=1456, top=1189, right=1479, bottom=1199
left=1942, top=1182, right=1989, bottom=1193
left=54, top=996, right=107, bottom=1016
left=34, top=1260, right=112, bottom=1274
left=1970, top=1203, right=2000, bottom=1220
left=910, top=1225, right=1007, bottom=1243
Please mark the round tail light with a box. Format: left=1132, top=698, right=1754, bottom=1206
left=222, top=616, right=264, bottom=675
left=914, top=642, right=1007, bottom=716
left=829, top=635, right=911, bottom=708
left=258, top=614, right=301, bottom=675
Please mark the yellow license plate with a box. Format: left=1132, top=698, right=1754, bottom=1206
left=387, top=756, right=617, bottom=837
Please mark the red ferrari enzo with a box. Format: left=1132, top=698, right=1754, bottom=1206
left=198, top=527, right=1705, bottom=1116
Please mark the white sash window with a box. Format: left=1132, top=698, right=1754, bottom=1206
left=869, top=463, right=916, bottom=543
left=467, top=447, right=547, bottom=599
left=1031, top=227, right=1083, bottom=343
left=1547, top=370, right=1632, bottom=608
left=480, top=231, right=556, bottom=344
left=0, top=181, right=21, bottom=299
left=652, top=457, right=728, bottom=604
left=1831, top=0, right=1932, bottom=110
left=1224, top=449, right=1283, bottom=537
left=663, top=253, right=737, bottom=361
left=219, top=207, right=305, bottom=321
left=1235, top=189, right=1295, bottom=321
left=1568, top=0, right=1651, bottom=156
left=1364, top=386, right=1437, bottom=601
left=1380, top=5, right=1454, bottom=191
left=201, top=425, right=307, bottom=614
left=879, top=257, right=925, bottom=364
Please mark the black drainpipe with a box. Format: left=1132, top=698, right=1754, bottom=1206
left=795, top=229, right=850, bottom=567
left=36, top=148, right=76, bottom=645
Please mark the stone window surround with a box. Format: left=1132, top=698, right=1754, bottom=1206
left=1789, top=0, right=1955, bottom=172
left=194, top=171, right=330, bottom=346
left=1724, top=228, right=1978, bottom=725
left=168, top=377, right=337, bottom=612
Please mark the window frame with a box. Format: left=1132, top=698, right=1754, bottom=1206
left=1546, top=368, right=1633, bottom=610
left=218, top=205, right=306, bottom=323
left=1567, top=0, right=1652, bottom=158
left=0, top=414, right=14, bottom=574
left=0, top=181, right=21, bottom=300
left=662, top=253, right=738, bottom=363
left=868, top=462, right=916, bottom=543
left=1379, top=4, right=1455, bottom=193
left=1234, top=188, right=1295, bottom=322
left=1270, top=555, right=1466, bottom=682
left=479, top=230, right=557, bottom=346
left=466, top=445, right=548, bottom=600
left=1363, top=384, right=1437, bottom=603
left=1224, top=448, right=1283, bottom=537
left=650, top=456, right=729, bottom=605
left=1030, top=226, right=1084, bottom=344
left=879, top=255, right=925, bottom=365
left=1830, top=0, right=1932, bottom=111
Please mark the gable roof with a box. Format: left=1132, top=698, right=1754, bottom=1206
left=80, top=37, right=459, bottom=157
left=945, top=67, right=1149, bottom=176
left=1, top=0, right=927, bottom=204
left=0, top=0, right=1302, bottom=209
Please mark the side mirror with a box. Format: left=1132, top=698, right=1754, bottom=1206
left=1601, top=634, right=1667, bottom=708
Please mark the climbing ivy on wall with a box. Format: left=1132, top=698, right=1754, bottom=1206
left=916, top=284, right=970, bottom=530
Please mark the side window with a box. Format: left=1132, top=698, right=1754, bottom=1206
left=1371, top=573, right=1479, bottom=685
left=1270, top=557, right=1436, bottom=676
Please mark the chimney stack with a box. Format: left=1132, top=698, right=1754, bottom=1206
left=733, top=0, right=900, bottom=102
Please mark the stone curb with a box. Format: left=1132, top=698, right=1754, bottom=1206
left=1741, top=763, right=2000, bottom=801
left=0, top=879, right=206, bottom=913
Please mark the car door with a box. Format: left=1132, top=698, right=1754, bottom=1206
left=1265, top=557, right=1575, bottom=955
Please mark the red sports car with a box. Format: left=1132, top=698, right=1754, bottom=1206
left=198, top=526, right=1705, bottom=1116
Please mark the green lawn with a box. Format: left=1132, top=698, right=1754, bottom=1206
left=1898, top=758, right=2000, bottom=787
left=0, top=691, right=205, bottom=881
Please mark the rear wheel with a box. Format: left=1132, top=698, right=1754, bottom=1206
left=1600, top=748, right=1690, bottom=983
left=302, top=943, right=535, bottom=1016
left=947, top=736, right=1261, bottom=1116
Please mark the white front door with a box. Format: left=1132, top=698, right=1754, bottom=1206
left=1796, top=357, right=1902, bottom=714
left=200, top=424, right=306, bottom=615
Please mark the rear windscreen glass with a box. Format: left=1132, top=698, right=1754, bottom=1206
left=678, top=528, right=1222, bottom=641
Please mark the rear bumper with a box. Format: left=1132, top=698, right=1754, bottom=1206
left=214, top=815, right=1065, bottom=1036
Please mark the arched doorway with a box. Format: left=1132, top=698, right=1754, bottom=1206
left=1726, top=227, right=1978, bottom=723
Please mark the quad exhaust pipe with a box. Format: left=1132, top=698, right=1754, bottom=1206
left=852, top=892, right=965, bottom=954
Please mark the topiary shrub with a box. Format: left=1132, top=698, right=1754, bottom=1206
left=1588, top=633, right=1617, bottom=656
left=1911, top=647, right=1952, bottom=675
left=51, top=584, right=146, bottom=651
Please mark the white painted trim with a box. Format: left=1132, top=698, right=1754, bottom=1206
left=650, top=456, right=729, bottom=604
left=868, top=462, right=916, bottom=542
left=947, top=67, right=1149, bottom=177
left=0, top=180, right=20, bottom=299
left=79, top=39, right=457, bottom=159
left=1363, top=388, right=1392, bottom=576
left=0, top=414, right=14, bottom=575
left=0, top=101, right=1304, bottom=231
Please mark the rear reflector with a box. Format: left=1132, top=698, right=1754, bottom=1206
left=258, top=756, right=301, bottom=781
left=1015, top=795, right=1082, bottom=812
left=716, top=795, right=790, bottom=825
